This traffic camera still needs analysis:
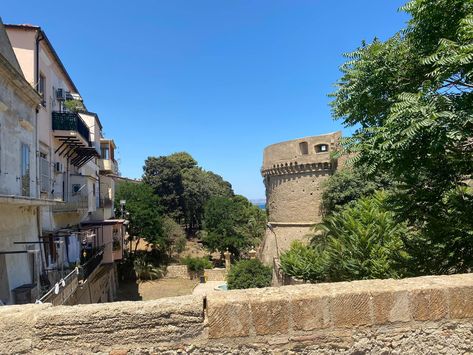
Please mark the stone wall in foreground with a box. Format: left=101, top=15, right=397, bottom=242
left=1, top=274, right=473, bottom=354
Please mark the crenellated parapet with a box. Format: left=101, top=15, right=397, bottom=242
left=261, top=160, right=335, bottom=177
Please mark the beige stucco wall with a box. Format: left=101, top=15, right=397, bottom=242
left=0, top=62, right=38, bottom=197
left=1, top=273, right=473, bottom=353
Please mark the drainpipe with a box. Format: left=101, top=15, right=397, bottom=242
left=34, top=30, right=44, bottom=200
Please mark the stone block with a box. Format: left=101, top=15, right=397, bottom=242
left=291, top=295, right=327, bottom=331
left=448, top=286, right=473, bottom=319
left=249, top=291, right=289, bottom=336
left=372, top=290, right=410, bottom=324
left=207, top=292, right=251, bottom=339
left=329, top=292, right=372, bottom=327
left=410, top=288, right=447, bottom=321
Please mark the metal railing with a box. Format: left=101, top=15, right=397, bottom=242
left=38, top=267, right=79, bottom=306
left=52, top=111, right=90, bottom=143
left=80, top=248, right=104, bottom=281
left=38, top=248, right=104, bottom=306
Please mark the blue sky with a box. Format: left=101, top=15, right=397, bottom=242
left=3, top=1, right=409, bottom=199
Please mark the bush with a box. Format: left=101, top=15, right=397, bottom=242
left=227, top=259, right=272, bottom=290
left=133, top=257, right=163, bottom=281
left=182, top=256, right=212, bottom=275
left=280, top=191, right=410, bottom=282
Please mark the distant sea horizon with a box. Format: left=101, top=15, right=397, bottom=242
left=250, top=199, right=266, bottom=210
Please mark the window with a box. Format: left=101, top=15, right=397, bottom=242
left=101, top=146, right=109, bottom=160
left=38, top=73, right=46, bottom=106
left=315, top=144, right=329, bottom=153
left=20, top=144, right=30, bottom=196
left=299, top=142, right=309, bottom=155
left=40, top=152, right=49, bottom=193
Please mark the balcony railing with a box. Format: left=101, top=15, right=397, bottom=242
left=52, top=111, right=90, bottom=144
left=80, top=248, right=104, bottom=280
left=98, top=158, right=118, bottom=173
left=51, top=195, right=88, bottom=212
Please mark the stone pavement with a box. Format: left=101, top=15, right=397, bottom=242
left=192, top=281, right=225, bottom=296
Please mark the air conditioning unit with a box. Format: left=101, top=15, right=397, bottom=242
left=56, top=88, right=66, bottom=101
left=54, top=162, right=63, bottom=173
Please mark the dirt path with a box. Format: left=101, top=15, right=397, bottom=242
left=116, top=278, right=198, bottom=301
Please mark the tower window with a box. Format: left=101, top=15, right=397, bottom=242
left=299, top=142, right=309, bottom=155
left=315, top=144, right=329, bottom=153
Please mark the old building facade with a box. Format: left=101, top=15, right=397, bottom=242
left=259, top=131, right=344, bottom=265
left=0, top=22, right=123, bottom=305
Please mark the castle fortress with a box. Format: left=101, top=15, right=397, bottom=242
left=260, top=131, right=344, bottom=264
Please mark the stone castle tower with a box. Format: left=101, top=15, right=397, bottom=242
left=259, top=131, right=343, bottom=264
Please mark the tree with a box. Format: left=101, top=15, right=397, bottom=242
left=161, top=216, right=186, bottom=258
left=321, top=167, right=389, bottom=215
left=181, top=168, right=233, bottom=231
left=143, top=153, right=193, bottom=222
left=143, top=152, right=233, bottom=230
left=330, top=0, right=473, bottom=274
left=227, top=259, right=272, bottom=290
left=202, top=195, right=266, bottom=257
left=280, top=192, right=410, bottom=282
left=115, top=181, right=165, bottom=252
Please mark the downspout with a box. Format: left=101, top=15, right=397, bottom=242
left=34, top=30, right=44, bottom=199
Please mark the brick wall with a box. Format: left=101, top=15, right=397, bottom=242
left=1, top=274, right=472, bottom=354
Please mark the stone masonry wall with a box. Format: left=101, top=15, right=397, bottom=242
left=1, top=273, right=473, bottom=354
left=260, top=132, right=344, bottom=263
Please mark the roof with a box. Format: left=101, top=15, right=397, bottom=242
left=4, top=23, right=79, bottom=94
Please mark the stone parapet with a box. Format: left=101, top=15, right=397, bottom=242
left=1, top=273, right=473, bottom=354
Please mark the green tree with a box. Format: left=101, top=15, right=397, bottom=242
left=321, top=167, right=390, bottom=215
left=227, top=259, right=272, bottom=290
left=280, top=192, right=410, bottom=282
left=143, top=153, right=194, bottom=222
left=330, top=0, right=473, bottom=274
left=143, top=152, right=233, bottom=230
left=202, top=195, right=266, bottom=257
left=115, top=181, right=165, bottom=252
left=161, top=216, right=187, bottom=258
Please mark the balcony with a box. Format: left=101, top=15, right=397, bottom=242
left=52, top=111, right=90, bottom=144
left=98, top=158, right=118, bottom=174
left=51, top=195, right=88, bottom=212
left=52, top=111, right=100, bottom=168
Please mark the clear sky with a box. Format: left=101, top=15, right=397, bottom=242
left=3, top=1, right=409, bottom=200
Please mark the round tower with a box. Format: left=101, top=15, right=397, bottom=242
left=259, top=131, right=343, bottom=264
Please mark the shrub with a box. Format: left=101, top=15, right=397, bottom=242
left=182, top=256, right=212, bottom=275
left=133, top=257, right=163, bottom=281
left=280, top=191, right=410, bottom=282
left=227, top=259, right=272, bottom=290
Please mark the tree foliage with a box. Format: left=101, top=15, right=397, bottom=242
left=115, top=181, right=165, bottom=248
left=143, top=152, right=233, bottom=230
left=330, top=0, right=473, bottom=274
left=321, top=167, right=389, bottom=215
left=227, top=259, right=272, bottom=290
left=280, top=192, right=410, bottom=282
left=202, top=195, right=266, bottom=257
